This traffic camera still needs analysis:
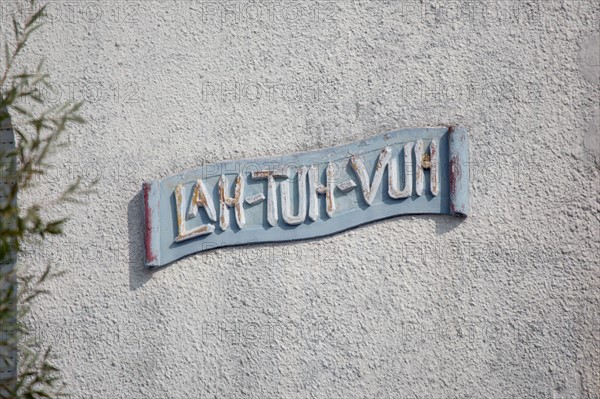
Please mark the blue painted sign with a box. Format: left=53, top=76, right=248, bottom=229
left=143, top=126, right=469, bottom=268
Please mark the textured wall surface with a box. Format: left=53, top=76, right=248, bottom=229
left=2, top=0, right=599, bottom=397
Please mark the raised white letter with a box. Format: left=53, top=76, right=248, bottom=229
left=350, top=147, right=392, bottom=205
left=308, top=163, right=337, bottom=219
left=174, top=184, right=215, bottom=242
left=251, top=170, right=287, bottom=227
left=186, top=179, right=217, bottom=221
left=388, top=143, right=413, bottom=199
left=281, top=166, right=308, bottom=225
left=219, top=174, right=246, bottom=230
left=415, top=139, right=439, bottom=196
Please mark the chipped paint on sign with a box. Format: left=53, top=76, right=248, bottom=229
left=143, top=127, right=470, bottom=268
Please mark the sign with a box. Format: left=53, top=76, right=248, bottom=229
left=143, top=126, right=470, bottom=268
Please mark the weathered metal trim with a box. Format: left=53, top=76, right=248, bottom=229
left=448, top=126, right=470, bottom=217
left=430, top=139, right=440, bottom=196
left=142, top=126, right=470, bottom=268
left=143, top=181, right=161, bottom=267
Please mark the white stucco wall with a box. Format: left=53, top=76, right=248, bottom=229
left=3, top=0, right=599, bottom=397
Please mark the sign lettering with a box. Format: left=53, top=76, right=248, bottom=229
left=143, top=127, right=470, bottom=267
